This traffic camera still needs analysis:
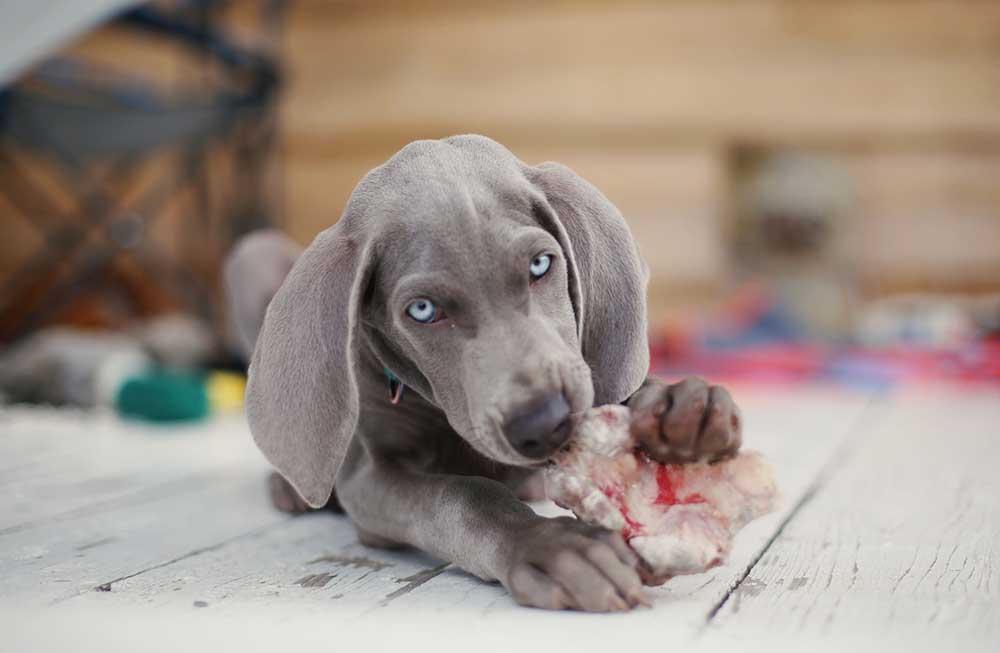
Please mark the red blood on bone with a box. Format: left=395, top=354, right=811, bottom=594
left=654, top=465, right=677, bottom=505
left=545, top=405, right=778, bottom=577
left=597, top=405, right=620, bottom=427
left=653, top=460, right=707, bottom=506
left=601, top=484, right=644, bottom=539
left=619, top=505, right=643, bottom=539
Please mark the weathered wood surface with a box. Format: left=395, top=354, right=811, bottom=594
left=1, top=409, right=269, bottom=531
left=3, top=385, right=997, bottom=651
left=0, top=408, right=287, bottom=605
left=704, top=385, right=1000, bottom=651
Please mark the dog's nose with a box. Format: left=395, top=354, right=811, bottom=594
left=504, top=393, right=573, bottom=459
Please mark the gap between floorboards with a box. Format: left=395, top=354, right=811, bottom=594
left=697, top=391, right=889, bottom=632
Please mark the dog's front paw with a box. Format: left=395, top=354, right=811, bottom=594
left=629, top=377, right=742, bottom=464
left=503, top=517, right=648, bottom=611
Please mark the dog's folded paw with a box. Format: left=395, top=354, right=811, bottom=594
left=629, top=377, right=743, bottom=464
left=503, top=516, right=649, bottom=611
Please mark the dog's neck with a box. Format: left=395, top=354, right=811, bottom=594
left=361, top=325, right=434, bottom=403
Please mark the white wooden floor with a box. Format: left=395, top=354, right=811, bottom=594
left=2, top=384, right=998, bottom=653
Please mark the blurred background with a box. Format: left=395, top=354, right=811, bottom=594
left=2, top=0, right=999, bottom=418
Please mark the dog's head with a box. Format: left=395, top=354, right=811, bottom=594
left=246, top=136, right=649, bottom=507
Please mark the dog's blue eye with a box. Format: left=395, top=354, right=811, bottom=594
left=529, top=254, right=552, bottom=280
left=406, top=299, right=438, bottom=323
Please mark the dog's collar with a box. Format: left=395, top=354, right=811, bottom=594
left=384, top=367, right=405, bottom=405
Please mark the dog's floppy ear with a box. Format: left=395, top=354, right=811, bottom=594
left=245, top=221, right=372, bottom=508
left=526, top=161, right=650, bottom=405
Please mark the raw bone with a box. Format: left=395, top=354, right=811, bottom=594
left=544, top=404, right=778, bottom=577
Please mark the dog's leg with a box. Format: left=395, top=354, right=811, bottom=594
left=626, top=376, right=743, bottom=463
left=509, top=470, right=546, bottom=502
left=336, top=443, right=648, bottom=611
left=268, top=472, right=344, bottom=514
left=222, top=230, right=301, bottom=362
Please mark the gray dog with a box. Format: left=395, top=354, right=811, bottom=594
left=232, top=135, right=742, bottom=612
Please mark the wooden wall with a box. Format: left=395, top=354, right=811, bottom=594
left=278, top=0, right=1000, bottom=318
left=4, top=0, right=1000, bottom=325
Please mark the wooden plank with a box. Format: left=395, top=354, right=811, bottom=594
left=0, top=408, right=267, bottom=532
left=294, top=0, right=1000, bottom=57
left=65, top=508, right=447, bottom=618
left=282, top=1, right=1000, bottom=145
left=704, top=386, right=1000, bottom=648
left=0, top=407, right=292, bottom=606
left=47, top=388, right=872, bottom=641
left=1, top=468, right=289, bottom=606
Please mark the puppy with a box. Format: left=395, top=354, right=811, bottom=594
left=242, top=135, right=742, bottom=611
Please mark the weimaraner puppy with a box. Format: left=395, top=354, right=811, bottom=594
left=237, top=135, right=742, bottom=612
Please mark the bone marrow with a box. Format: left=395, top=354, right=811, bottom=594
left=544, top=405, right=779, bottom=578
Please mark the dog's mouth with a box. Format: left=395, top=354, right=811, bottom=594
left=507, top=446, right=570, bottom=470
left=519, top=432, right=578, bottom=469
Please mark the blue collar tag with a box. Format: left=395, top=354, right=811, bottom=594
left=385, top=367, right=404, bottom=404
